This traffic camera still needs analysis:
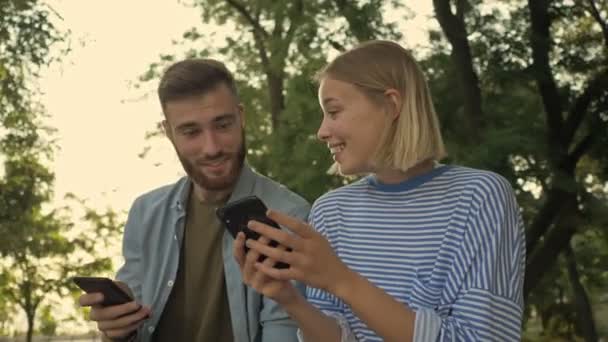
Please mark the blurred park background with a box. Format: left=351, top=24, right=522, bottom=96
left=0, top=0, right=607, bottom=341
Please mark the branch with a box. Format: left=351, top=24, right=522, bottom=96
left=433, top=0, right=484, bottom=140
left=224, top=0, right=269, bottom=38
left=284, top=0, right=304, bottom=46
left=528, top=0, right=565, bottom=153
left=222, top=0, right=271, bottom=74
left=564, top=69, right=608, bottom=142
left=525, top=200, right=580, bottom=298
left=564, top=242, right=599, bottom=341
left=586, top=0, right=608, bottom=48
left=526, top=187, right=570, bottom=253
left=567, top=133, right=595, bottom=169
left=456, top=0, right=468, bottom=22
left=333, top=0, right=375, bottom=41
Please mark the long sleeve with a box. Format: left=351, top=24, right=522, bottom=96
left=413, top=176, right=526, bottom=341
left=115, top=197, right=144, bottom=302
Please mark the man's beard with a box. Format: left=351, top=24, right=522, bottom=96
left=177, top=134, right=246, bottom=192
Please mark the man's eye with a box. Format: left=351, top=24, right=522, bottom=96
left=182, top=129, right=199, bottom=136
left=216, top=120, right=233, bottom=130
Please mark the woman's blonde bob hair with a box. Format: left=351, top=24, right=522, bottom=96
left=316, top=40, right=447, bottom=174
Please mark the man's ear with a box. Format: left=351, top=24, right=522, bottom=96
left=384, top=89, right=402, bottom=121
left=238, top=104, right=245, bottom=128
left=162, top=120, right=173, bottom=141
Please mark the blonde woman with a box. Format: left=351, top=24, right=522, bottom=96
left=234, top=40, right=525, bottom=341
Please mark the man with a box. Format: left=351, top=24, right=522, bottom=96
left=79, top=58, right=310, bottom=342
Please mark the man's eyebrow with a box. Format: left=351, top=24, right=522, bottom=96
left=175, top=122, right=199, bottom=131
left=213, top=113, right=237, bottom=122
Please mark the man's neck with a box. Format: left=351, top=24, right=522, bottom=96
left=192, top=184, right=233, bottom=204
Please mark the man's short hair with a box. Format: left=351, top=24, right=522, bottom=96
left=158, top=58, right=239, bottom=112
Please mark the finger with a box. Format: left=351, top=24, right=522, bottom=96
left=243, top=238, right=262, bottom=282
left=250, top=244, right=278, bottom=287
left=103, top=319, right=144, bottom=339
left=267, top=209, right=315, bottom=238
left=233, top=232, right=247, bottom=268
left=246, top=239, right=295, bottom=266
left=254, top=261, right=298, bottom=282
left=257, top=235, right=271, bottom=245
left=248, top=220, right=301, bottom=250
left=98, top=306, right=150, bottom=331
left=89, top=301, right=141, bottom=321
left=79, top=292, right=104, bottom=307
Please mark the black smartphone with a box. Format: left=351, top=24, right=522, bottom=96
left=216, top=195, right=289, bottom=269
left=73, top=276, right=133, bottom=306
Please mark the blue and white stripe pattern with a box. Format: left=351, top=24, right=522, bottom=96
left=306, top=165, right=526, bottom=341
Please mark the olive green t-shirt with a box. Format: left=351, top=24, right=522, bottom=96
left=152, top=191, right=233, bottom=342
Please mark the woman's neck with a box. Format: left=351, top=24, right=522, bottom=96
left=374, top=159, right=435, bottom=185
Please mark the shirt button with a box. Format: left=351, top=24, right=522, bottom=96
left=148, top=326, right=155, bottom=333
left=167, top=280, right=174, bottom=287
left=173, top=234, right=177, bottom=241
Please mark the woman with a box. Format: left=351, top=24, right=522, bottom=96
left=234, top=40, right=525, bottom=341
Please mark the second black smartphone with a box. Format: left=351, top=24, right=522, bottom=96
left=73, top=276, right=133, bottom=307
left=216, top=196, right=289, bottom=269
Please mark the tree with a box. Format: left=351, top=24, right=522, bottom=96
left=0, top=1, right=126, bottom=340
left=0, top=109, right=124, bottom=341
left=429, top=0, right=607, bottom=339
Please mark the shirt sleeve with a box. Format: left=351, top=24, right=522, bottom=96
left=115, top=197, right=144, bottom=302
left=413, top=176, right=526, bottom=341
left=296, top=311, right=357, bottom=342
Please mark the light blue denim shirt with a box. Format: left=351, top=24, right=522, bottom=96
left=116, top=164, right=310, bottom=342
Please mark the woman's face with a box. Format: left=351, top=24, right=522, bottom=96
left=317, top=77, right=389, bottom=175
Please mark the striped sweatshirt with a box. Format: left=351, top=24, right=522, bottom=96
left=306, top=165, right=525, bottom=341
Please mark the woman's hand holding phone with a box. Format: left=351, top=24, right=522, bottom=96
left=244, top=210, right=355, bottom=299
left=233, top=230, right=301, bottom=305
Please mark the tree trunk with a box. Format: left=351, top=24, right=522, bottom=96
left=524, top=195, right=580, bottom=297
left=564, top=244, right=598, bottom=342
left=26, top=311, right=35, bottom=342
left=432, top=0, right=484, bottom=141
left=267, top=71, right=285, bottom=130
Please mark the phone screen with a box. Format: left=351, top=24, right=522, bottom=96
left=73, top=276, right=132, bottom=306
left=216, top=196, right=279, bottom=239
left=216, top=196, right=289, bottom=269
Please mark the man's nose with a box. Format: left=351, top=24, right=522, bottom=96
left=201, top=131, right=222, bottom=156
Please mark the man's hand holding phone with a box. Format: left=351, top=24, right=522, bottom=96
left=75, top=277, right=151, bottom=341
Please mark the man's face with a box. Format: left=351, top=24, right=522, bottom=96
left=163, top=83, right=245, bottom=192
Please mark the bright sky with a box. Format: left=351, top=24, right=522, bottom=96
left=31, top=0, right=435, bottom=335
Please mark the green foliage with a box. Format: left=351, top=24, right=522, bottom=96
left=37, top=305, right=57, bottom=336
left=0, top=0, right=65, bottom=117
left=0, top=0, right=124, bottom=339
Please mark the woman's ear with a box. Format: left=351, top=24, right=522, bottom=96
left=384, top=89, right=402, bottom=121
